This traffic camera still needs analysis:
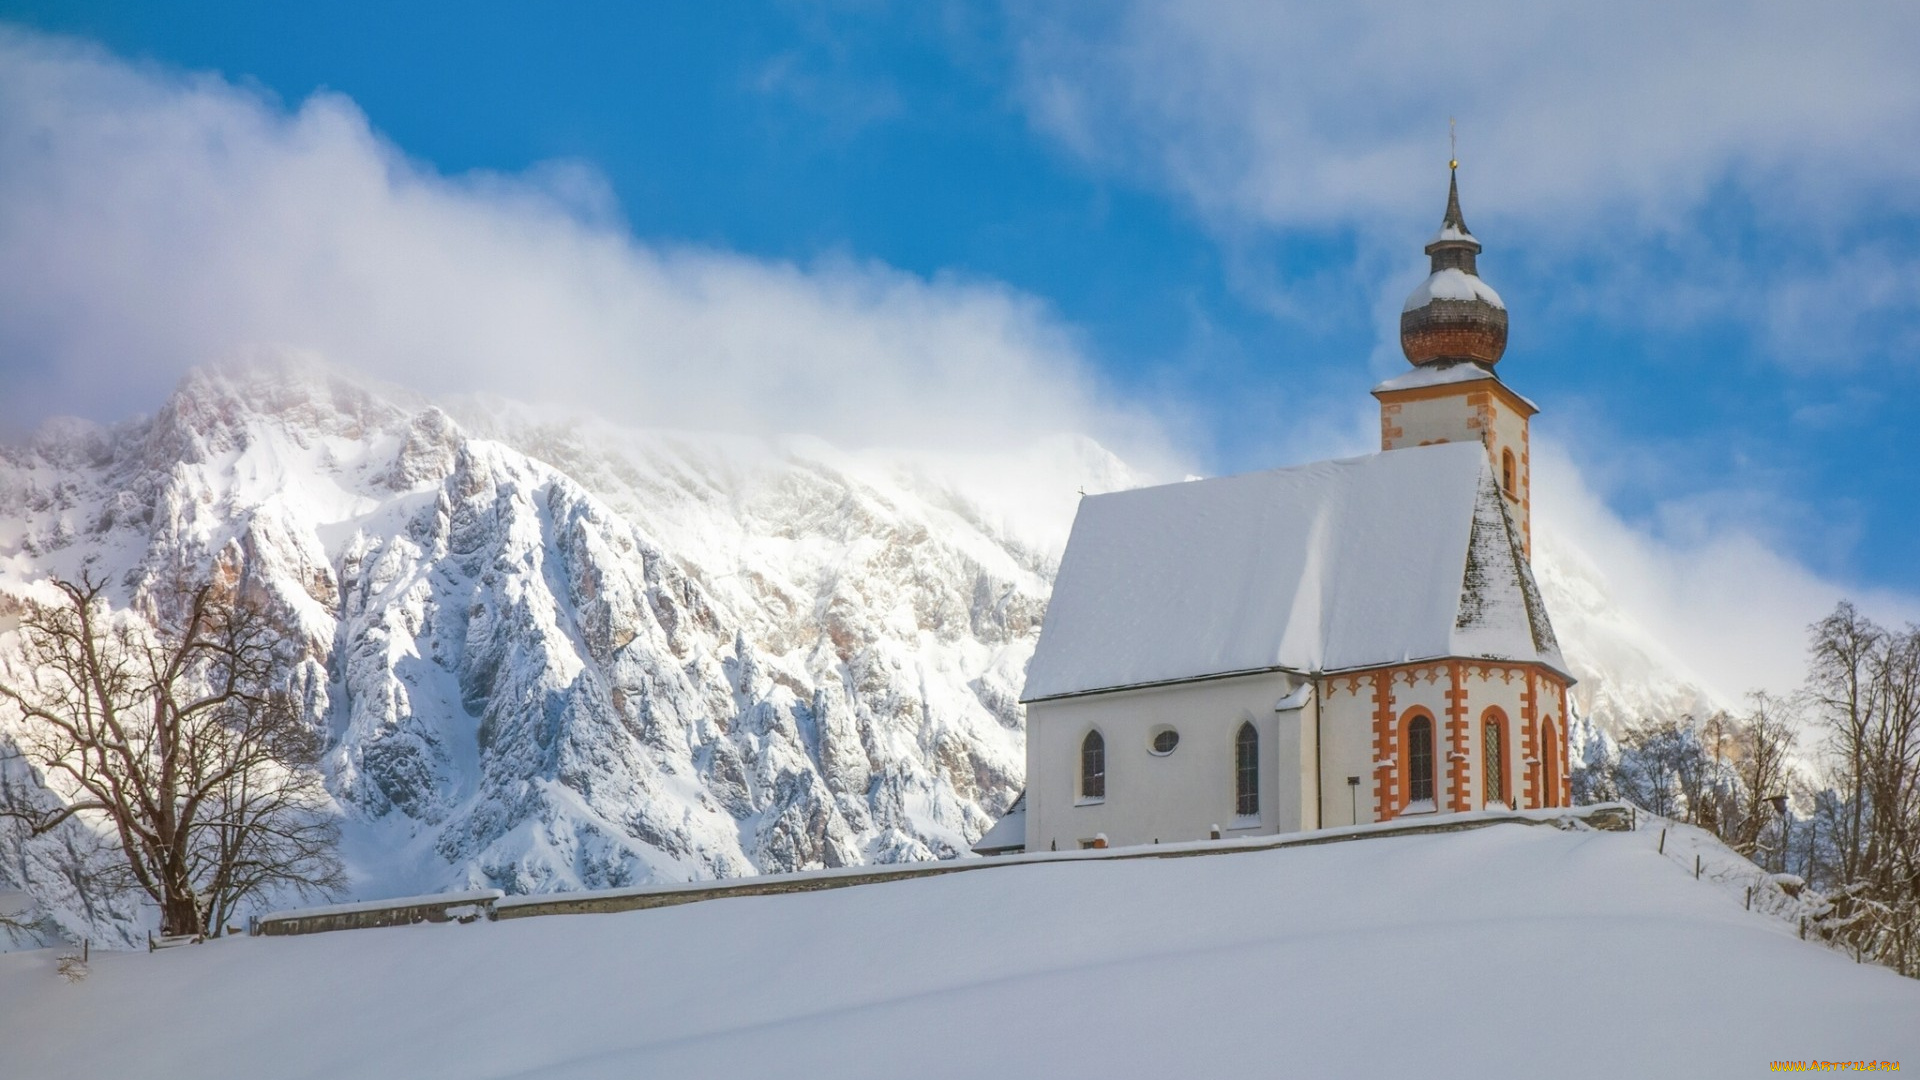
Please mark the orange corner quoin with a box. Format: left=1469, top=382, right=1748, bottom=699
left=1003, top=161, right=1575, bottom=856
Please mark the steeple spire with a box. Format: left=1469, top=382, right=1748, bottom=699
left=1441, top=163, right=1469, bottom=238
left=1424, top=162, right=1481, bottom=275
left=1399, top=162, right=1507, bottom=367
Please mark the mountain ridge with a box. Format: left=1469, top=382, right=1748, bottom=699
left=0, top=358, right=1719, bottom=942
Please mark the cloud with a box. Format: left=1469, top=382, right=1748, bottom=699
left=1010, top=2, right=1920, bottom=367
left=1013, top=2, right=1920, bottom=231
left=1532, top=438, right=1918, bottom=704
left=0, top=19, right=1912, bottom=707
left=0, top=25, right=1166, bottom=466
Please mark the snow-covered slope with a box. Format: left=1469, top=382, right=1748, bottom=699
left=1, top=823, right=1912, bottom=1079
left=0, top=359, right=1719, bottom=938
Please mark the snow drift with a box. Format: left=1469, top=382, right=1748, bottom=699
left=0, top=821, right=1912, bottom=1079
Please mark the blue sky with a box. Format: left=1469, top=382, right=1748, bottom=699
left=0, top=3, right=1917, bottom=693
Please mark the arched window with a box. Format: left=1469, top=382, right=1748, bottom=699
left=1080, top=730, right=1105, bottom=801
left=1407, top=714, right=1435, bottom=806
left=1234, top=722, right=1259, bottom=818
left=1501, top=448, right=1518, bottom=499
left=1483, top=712, right=1506, bottom=807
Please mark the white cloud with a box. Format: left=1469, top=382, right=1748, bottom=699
left=1013, top=2, right=1920, bottom=234
left=1532, top=438, right=1917, bottom=704
left=0, top=19, right=1912, bottom=707
left=1010, top=2, right=1920, bottom=369
left=0, top=26, right=1168, bottom=467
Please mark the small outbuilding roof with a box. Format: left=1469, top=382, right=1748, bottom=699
left=972, top=792, right=1026, bottom=855
left=1022, top=442, right=1567, bottom=702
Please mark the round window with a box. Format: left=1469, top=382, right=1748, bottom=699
left=1150, top=728, right=1180, bottom=755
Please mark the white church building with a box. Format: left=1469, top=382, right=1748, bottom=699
left=978, top=167, right=1574, bottom=855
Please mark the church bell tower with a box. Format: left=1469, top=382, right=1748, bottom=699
left=1373, top=163, right=1537, bottom=557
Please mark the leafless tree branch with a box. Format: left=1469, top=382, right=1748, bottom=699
left=0, top=572, right=342, bottom=937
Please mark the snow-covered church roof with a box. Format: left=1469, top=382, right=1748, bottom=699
left=1022, top=442, right=1568, bottom=702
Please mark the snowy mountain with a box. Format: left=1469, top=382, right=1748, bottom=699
left=1533, top=527, right=1725, bottom=733
left=0, top=360, right=1719, bottom=939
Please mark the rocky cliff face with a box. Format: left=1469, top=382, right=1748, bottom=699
left=0, top=360, right=1716, bottom=942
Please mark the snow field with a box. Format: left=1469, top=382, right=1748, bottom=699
left=1, top=822, right=1914, bottom=1079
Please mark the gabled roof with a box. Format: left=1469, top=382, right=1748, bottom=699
left=1021, top=443, right=1568, bottom=702
left=972, top=792, right=1026, bottom=855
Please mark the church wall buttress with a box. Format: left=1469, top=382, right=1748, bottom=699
left=1521, top=670, right=1540, bottom=808
left=1370, top=672, right=1398, bottom=821
left=1558, top=680, right=1573, bottom=807
left=1445, top=661, right=1472, bottom=812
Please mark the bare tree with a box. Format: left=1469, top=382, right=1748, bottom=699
left=1808, top=603, right=1885, bottom=887
left=1721, top=695, right=1796, bottom=862
left=1806, top=603, right=1920, bottom=976
left=1611, top=717, right=1711, bottom=821
left=0, top=573, right=342, bottom=937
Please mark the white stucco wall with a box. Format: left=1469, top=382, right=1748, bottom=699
left=1024, top=672, right=1306, bottom=852
left=1022, top=663, right=1573, bottom=851
left=1317, top=683, right=1377, bottom=826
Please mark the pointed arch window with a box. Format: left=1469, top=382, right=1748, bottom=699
left=1407, top=715, right=1436, bottom=807
left=1080, top=730, right=1105, bottom=801
left=1483, top=712, right=1506, bottom=807
left=1234, top=722, right=1259, bottom=818
left=1501, top=448, right=1518, bottom=500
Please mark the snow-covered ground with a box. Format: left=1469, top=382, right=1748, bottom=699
left=1, top=821, right=1912, bottom=1079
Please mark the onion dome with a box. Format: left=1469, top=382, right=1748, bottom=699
left=1400, top=164, right=1507, bottom=366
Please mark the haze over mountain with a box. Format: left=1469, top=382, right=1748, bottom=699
left=0, top=360, right=1723, bottom=943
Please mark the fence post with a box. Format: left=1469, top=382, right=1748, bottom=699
left=1695, top=854, right=1702, bottom=879
left=1657, top=828, right=1666, bottom=854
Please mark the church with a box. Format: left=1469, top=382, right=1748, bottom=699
left=976, top=167, right=1573, bottom=855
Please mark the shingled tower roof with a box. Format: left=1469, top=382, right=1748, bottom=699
left=1400, top=164, right=1509, bottom=367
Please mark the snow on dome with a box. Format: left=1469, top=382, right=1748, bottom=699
left=1431, top=223, right=1476, bottom=245
left=1402, top=267, right=1505, bottom=313
left=1021, top=443, right=1567, bottom=702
